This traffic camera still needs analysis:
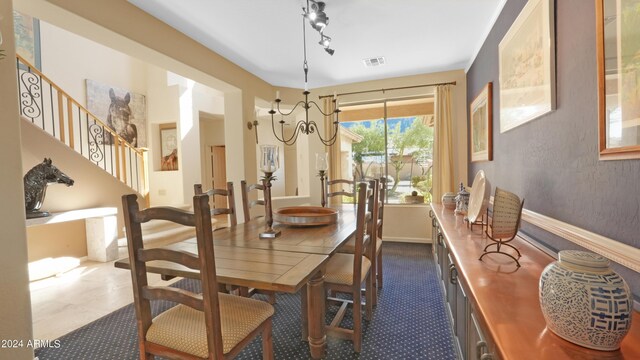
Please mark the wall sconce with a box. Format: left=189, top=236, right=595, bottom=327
left=247, top=109, right=259, bottom=144
left=0, top=28, right=5, bottom=60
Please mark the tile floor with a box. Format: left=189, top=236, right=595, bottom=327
left=30, top=215, right=229, bottom=340
left=30, top=246, right=177, bottom=340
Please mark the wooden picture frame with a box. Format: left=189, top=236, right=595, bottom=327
left=596, top=0, right=640, bottom=160
left=470, top=82, right=493, bottom=162
left=159, top=123, right=178, bottom=171
left=499, top=0, right=555, bottom=133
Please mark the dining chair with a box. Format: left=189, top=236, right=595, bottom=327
left=194, top=182, right=237, bottom=228
left=375, top=177, right=386, bottom=290
left=325, top=176, right=357, bottom=206
left=122, top=193, right=274, bottom=360
left=238, top=180, right=276, bottom=305
left=337, top=179, right=383, bottom=304
left=324, top=181, right=377, bottom=352
left=240, top=180, right=265, bottom=222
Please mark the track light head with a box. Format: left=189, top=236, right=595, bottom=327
left=319, top=35, right=331, bottom=47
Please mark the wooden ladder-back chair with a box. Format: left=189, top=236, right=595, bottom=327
left=325, top=176, right=357, bottom=206
left=337, top=179, right=383, bottom=304
left=324, top=181, right=377, bottom=352
left=240, top=180, right=265, bottom=223
left=239, top=180, right=276, bottom=304
left=194, top=182, right=237, bottom=228
left=375, top=177, right=386, bottom=290
left=122, top=193, right=274, bottom=360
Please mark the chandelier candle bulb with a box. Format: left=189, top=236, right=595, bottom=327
left=260, top=145, right=279, bottom=173
left=316, top=152, right=329, bottom=171
left=276, top=91, right=280, bottom=100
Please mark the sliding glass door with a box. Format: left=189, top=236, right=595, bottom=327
left=338, top=97, right=434, bottom=204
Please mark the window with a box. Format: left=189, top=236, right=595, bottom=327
left=338, top=98, right=434, bottom=204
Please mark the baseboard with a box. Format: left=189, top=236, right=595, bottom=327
left=382, top=236, right=431, bottom=244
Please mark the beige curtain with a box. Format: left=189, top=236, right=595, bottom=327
left=432, top=85, right=455, bottom=204
left=324, top=98, right=342, bottom=204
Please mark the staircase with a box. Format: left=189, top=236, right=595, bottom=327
left=16, top=55, right=148, bottom=196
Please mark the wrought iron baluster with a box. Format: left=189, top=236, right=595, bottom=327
left=88, top=118, right=105, bottom=167
left=19, top=64, right=42, bottom=124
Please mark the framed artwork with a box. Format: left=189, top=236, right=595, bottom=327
left=159, top=124, right=178, bottom=171
left=86, top=79, right=147, bottom=148
left=13, top=11, right=41, bottom=70
left=499, top=0, right=555, bottom=133
left=597, top=0, right=640, bottom=159
left=470, top=82, right=493, bottom=162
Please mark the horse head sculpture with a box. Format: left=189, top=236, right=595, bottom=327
left=24, top=158, right=74, bottom=219
left=106, top=88, right=138, bottom=147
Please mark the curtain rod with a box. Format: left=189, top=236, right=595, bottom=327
left=318, top=81, right=457, bottom=100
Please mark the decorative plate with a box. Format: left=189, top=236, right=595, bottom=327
left=273, top=206, right=338, bottom=226
left=467, top=170, right=491, bottom=223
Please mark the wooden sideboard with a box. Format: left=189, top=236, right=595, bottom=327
left=430, top=203, right=640, bottom=360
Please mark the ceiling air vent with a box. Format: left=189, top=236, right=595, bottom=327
left=363, top=57, right=386, bottom=67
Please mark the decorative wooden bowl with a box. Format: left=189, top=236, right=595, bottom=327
left=273, top=206, right=338, bottom=226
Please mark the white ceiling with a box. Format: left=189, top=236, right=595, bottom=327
left=128, top=0, right=505, bottom=89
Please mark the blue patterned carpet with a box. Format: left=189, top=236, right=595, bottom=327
left=35, top=243, right=456, bottom=359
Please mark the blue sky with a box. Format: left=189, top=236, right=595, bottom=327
left=341, top=117, right=417, bottom=133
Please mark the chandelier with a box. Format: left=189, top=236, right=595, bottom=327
left=268, top=0, right=341, bottom=146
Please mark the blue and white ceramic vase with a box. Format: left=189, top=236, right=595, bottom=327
left=539, top=250, right=632, bottom=351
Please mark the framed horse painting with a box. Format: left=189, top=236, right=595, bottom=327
left=160, top=123, right=178, bottom=171
left=86, top=79, right=147, bottom=148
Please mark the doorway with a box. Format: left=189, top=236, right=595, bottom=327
left=207, top=145, right=227, bottom=209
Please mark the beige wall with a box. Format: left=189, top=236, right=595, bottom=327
left=0, top=0, right=34, bottom=356
left=27, top=221, right=87, bottom=261
left=39, top=20, right=148, bottom=104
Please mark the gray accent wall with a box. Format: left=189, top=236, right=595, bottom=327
left=467, top=0, right=640, bottom=299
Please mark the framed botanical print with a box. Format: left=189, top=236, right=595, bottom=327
left=159, top=124, right=178, bottom=171
left=597, top=0, right=640, bottom=159
left=499, top=0, right=556, bottom=133
left=470, top=82, right=493, bottom=162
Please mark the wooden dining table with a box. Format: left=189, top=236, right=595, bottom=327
left=115, top=205, right=357, bottom=359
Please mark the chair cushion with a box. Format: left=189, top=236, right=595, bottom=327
left=325, top=253, right=371, bottom=286
left=146, top=293, right=274, bottom=357
left=338, top=236, right=382, bottom=255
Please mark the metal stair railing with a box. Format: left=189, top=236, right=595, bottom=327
left=16, top=55, right=148, bottom=196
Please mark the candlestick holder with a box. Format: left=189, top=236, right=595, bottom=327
left=319, top=170, right=327, bottom=207
left=316, top=152, right=329, bottom=207
left=259, top=172, right=281, bottom=239
left=259, top=144, right=281, bottom=239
